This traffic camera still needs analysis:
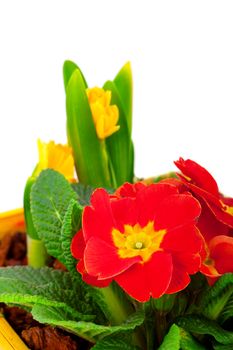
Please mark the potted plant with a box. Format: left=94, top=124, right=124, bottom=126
left=0, top=61, right=232, bottom=350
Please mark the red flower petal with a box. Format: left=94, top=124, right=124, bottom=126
left=154, top=194, right=201, bottom=230
left=223, top=197, right=233, bottom=207
left=82, top=189, right=115, bottom=243
left=200, top=263, right=221, bottom=278
left=159, top=178, right=186, bottom=192
left=135, top=183, right=179, bottom=227
left=197, top=200, right=230, bottom=243
left=114, top=251, right=173, bottom=302
left=179, top=181, right=233, bottom=228
left=166, top=266, right=190, bottom=294
left=171, top=251, right=201, bottom=274
left=161, top=225, right=202, bottom=254
left=71, top=229, right=85, bottom=260
left=111, top=197, right=138, bottom=231
left=175, top=158, right=233, bottom=229
left=209, top=235, right=233, bottom=274
left=206, top=202, right=233, bottom=228
left=84, top=237, right=141, bottom=279
left=116, top=182, right=146, bottom=198
left=174, top=158, right=219, bottom=196
left=77, top=259, right=112, bottom=287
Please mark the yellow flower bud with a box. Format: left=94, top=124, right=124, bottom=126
left=36, top=139, right=75, bottom=181
left=86, top=87, right=120, bottom=140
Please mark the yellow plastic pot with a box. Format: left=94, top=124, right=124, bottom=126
left=0, top=208, right=29, bottom=350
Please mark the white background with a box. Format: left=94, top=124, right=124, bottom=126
left=0, top=1, right=233, bottom=212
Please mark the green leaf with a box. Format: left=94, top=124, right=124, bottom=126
left=92, top=335, right=141, bottom=350
left=71, top=183, right=114, bottom=207
left=219, top=294, right=233, bottom=324
left=60, top=199, right=82, bottom=273
left=30, top=169, right=80, bottom=269
left=0, top=266, right=94, bottom=320
left=63, top=60, right=88, bottom=90
left=213, top=343, right=233, bottom=349
left=114, top=62, right=133, bottom=135
left=158, top=324, right=180, bottom=350
left=71, top=183, right=95, bottom=206
left=129, top=141, right=134, bottom=182
left=24, top=176, right=38, bottom=239
left=104, top=80, right=132, bottom=186
left=179, top=328, right=206, bottom=350
left=32, top=305, right=145, bottom=343
left=199, top=273, right=233, bottom=321
left=176, top=315, right=233, bottom=345
left=66, top=68, right=111, bottom=187
left=158, top=324, right=208, bottom=350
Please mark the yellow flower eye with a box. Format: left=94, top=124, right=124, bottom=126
left=86, top=87, right=120, bottom=140
left=112, top=222, right=166, bottom=263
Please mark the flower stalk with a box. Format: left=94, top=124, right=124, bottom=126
left=26, top=235, right=48, bottom=268
left=98, top=283, right=146, bottom=349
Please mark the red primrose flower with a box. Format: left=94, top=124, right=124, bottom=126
left=174, top=158, right=233, bottom=280
left=71, top=182, right=203, bottom=302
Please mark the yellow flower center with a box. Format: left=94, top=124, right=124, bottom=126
left=86, top=87, right=120, bottom=140
left=112, top=222, right=166, bottom=263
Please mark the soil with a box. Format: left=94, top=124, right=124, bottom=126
left=0, top=232, right=92, bottom=350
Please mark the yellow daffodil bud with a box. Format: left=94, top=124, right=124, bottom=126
left=86, top=87, right=120, bottom=140
left=36, top=139, right=75, bottom=181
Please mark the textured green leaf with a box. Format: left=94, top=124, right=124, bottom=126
left=60, top=199, right=82, bottom=272
left=32, top=305, right=145, bottom=343
left=219, top=294, right=233, bottom=324
left=104, top=80, right=132, bottom=186
left=179, top=328, right=206, bottom=350
left=199, top=273, right=233, bottom=320
left=71, top=183, right=95, bottom=206
left=92, top=335, right=141, bottom=350
left=114, top=62, right=133, bottom=135
left=158, top=323, right=210, bottom=350
left=30, top=169, right=79, bottom=267
left=66, top=69, right=111, bottom=187
left=158, top=324, right=180, bottom=350
left=63, top=60, right=88, bottom=90
left=213, top=343, right=233, bottom=349
left=0, top=266, right=94, bottom=320
left=71, top=183, right=114, bottom=207
left=177, top=315, right=233, bottom=345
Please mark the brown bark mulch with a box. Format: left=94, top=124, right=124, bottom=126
left=0, top=232, right=91, bottom=350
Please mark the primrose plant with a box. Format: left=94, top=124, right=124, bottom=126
left=0, top=62, right=232, bottom=350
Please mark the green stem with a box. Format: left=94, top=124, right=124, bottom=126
left=143, top=301, right=156, bottom=350
left=27, top=236, right=49, bottom=268
left=99, top=140, right=114, bottom=188
left=155, top=311, right=168, bottom=345
left=99, top=283, right=133, bottom=325
left=98, top=283, right=146, bottom=349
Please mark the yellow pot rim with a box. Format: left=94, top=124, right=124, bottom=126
left=0, top=314, right=29, bottom=350
left=0, top=208, right=25, bottom=239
